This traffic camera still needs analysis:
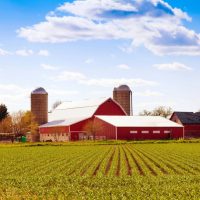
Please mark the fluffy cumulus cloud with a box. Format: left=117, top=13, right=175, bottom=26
left=154, top=62, right=192, bottom=71
left=17, top=0, right=200, bottom=56
left=53, top=70, right=157, bottom=87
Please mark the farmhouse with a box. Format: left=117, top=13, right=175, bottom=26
left=170, top=112, right=200, bottom=138
left=36, top=85, right=184, bottom=141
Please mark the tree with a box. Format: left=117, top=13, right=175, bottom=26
left=12, top=111, right=38, bottom=136
left=52, top=100, right=62, bottom=111
left=21, top=111, right=38, bottom=135
left=139, top=106, right=173, bottom=118
left=83, top=119, right=103, bottom=140
left=0, top=116, right=12, bottom=133
left=139, top=109, right=152, bottom=116
left=0, top=104, right=8, bottom=122
left=152, top=106, right=173, bottom=118
left=12, top=111, right=24, bottom=136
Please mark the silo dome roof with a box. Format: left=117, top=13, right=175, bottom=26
left=31, top=87, right=47, bottom=94
left=114, top=85, right=131, bottom=91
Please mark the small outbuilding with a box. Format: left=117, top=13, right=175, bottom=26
left=170, top=112, right=200, bottom=138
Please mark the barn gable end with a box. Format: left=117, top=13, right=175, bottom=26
left=170, top=112, right=200, bottom=138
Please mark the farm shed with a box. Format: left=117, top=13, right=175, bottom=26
left=94, top=116, right=184, bottom=140
left=39, top=98, right=127, bottom=141
left=170, top=112, right=200, bottom=138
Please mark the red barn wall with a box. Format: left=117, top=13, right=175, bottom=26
left=40, top=98, right=127, bottom=141
left=69, top=98, right=127, bottom=141
left=170, top=114, right=183, bottom=125
left=94, top=118, right=116, bottom=140
left=70, top=118, right=92, bottom=141
left=94, top=99, right=126, bottom=116
left=170, top=113, right=200, bottom=138
left=184, top=125, right=200, bottom=138
left=117, top=127, right=183, bottom=140
left=40, top=126, right=69, bottom=134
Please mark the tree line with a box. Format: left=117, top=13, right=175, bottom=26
left=0, top=104, right=38, bottom=139
left=139, top=106, right=173, bottom=118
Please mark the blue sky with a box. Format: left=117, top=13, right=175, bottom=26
left=0, top=0, right=200, bottom=114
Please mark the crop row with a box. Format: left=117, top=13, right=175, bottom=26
left=0, top=144, right=200, bottom=178
left=0, top=143, right=200, bottom=199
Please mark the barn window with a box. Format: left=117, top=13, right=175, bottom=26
left=164, top=130, right=171, bottom=134
left=130, top=130, right=137, bottom=134
left=142, top=130, right=149, bottom=134
left=153, top=130, right=160, bottom=134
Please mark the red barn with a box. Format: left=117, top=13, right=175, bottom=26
left=170, top=112, right=200, bottom=138
left=39, top=98, right=184, bottom=141
left=94, top=116, right=184, bottom=140
left=39, top=98, right=127, bottom=141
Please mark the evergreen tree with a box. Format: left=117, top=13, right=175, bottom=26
left=0, top=104, right=8, bottom=122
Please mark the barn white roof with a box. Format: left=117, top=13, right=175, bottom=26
left=96, top=116, right=183, bottom=127
left=40, top=116, right=89, bottom=128
left=48, top=97, right=108, bottom=121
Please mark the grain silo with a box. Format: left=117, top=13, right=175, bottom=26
left=31, top=87, right=48, bottom=125
left=113, top=85, right=133, bottom=116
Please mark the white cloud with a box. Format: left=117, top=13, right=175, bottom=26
left=54, top=70, right=157, bottom=87
left=38, top=50, right=49, bottom=56
left=41, top=64, right=58, bottom=71
left=57, top=71, right=87, bottom=81
left=17, top=0, right=200, bottom=56
left=79, top=78, right=157, bottom=87
left=148, top=45, right=200, bottom=56
left=0, top=48, right=10, bottom=56
left=117, top=64, right=130, bottom=70
left=154, top=62, right=192, bottom=71
left=0, top=48, right=50, bottom=57
left=16, top=49, right=34, bottom=56
left=57, top=0, right=137, bottom=19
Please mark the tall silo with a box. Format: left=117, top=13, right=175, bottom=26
left=31, top=87, right=48, bottom=125
left=113, top=85, right=133, bottom=116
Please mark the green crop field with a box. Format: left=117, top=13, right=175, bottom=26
left=0, top=142, right=200, bottom=199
